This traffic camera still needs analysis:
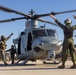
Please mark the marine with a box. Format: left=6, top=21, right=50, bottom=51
left=0, top=33, right=13, bottom=66
left=10, top=45, right=16, bottom=64
left=49, top=14, right=76, bottom=68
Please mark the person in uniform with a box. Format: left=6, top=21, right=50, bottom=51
left=49, top=14, right=76, bottom=68
left=0, top=33, right=13, bottom=66
left=10, top=45, right=16, bottom=64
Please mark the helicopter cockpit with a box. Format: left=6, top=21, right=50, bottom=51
left=32, top=29, right=56, bottom=39
left=33, top=30, right=47, bottom=38
left=46, top=29, right=56, bottom=37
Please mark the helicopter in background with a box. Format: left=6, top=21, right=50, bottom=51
left=0, top=6, right=76, bottom=65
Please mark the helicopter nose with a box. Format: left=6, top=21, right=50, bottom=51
left=33, top=46, right=43, bottom=53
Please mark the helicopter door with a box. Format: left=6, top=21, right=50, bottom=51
left=27, top=32, right=32, bottom=51
left=18, top=32, right=25, bottom=55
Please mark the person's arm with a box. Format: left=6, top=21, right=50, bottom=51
left=49, top=14, right=65, bottom=29
left=49, top=14, right=57, bottom=21
left=5, top=49, right=11, bottom=52
left=73, top=15, right=76, bottom=19
left=6, top=33, right=13, bottom=41
left=73, top=15, right=76, bottom=29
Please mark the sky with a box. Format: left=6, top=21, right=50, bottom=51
left=0, top=0, right=76, bottom=50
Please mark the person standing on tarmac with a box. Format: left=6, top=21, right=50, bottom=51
left=49, top=14, right=76, bottom=68
left=0, top=33, right=13, bottom=66
left=10, top=45, right=16, bottom=64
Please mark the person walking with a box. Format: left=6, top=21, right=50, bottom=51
left=10, top=45, right=16, bottom=64
left=49, top=14, right=76, bottom=68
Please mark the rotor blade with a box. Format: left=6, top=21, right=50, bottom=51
left=0, top=17, right=26, bottom=23
left=55, top=10, right=76, bottom=15
left=34, top=14, right=50, bottom=18
left=35, top=9, right=76, bottom=18
left=0, top=6, right=30, bottom=17
left=38, top=18, right=58, bottom=26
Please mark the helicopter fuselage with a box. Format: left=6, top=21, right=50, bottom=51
left=13, top=20, right=62, bottom=61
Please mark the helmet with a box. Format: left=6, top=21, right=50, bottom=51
left=64, top=18, right=72, bottom=25
left=1, top=35, right=6, bottom=40
left=11, top=45, right=14, bottom=48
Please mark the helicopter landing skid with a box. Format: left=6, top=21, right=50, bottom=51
left=43, top=60, right=61, bottom=64
left=21, top=58, right=30, bottom=65
left=15, top=59, right=21, bottom=65
left=15, top=57, right=30, bottom=65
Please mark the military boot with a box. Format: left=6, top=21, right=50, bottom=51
left=70, top=61, right=76, bottom=68
left=70, top=65, right=76, bottom=68
left=4, top=62, right=8, bottom=66
left=58, top=65, right=65, bottom=69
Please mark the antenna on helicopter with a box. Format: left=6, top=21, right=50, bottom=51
left=29, top=9, right=35, bottom=16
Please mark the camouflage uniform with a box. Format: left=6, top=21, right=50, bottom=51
left=55, top=19, right=76, bottom=68
left=0, top=33, right=13, bottom=66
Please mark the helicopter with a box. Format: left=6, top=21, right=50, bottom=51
left=0, top=6, right=76, bottom=65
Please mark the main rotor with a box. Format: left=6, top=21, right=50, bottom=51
left=0, top=5, right=76, bottom=26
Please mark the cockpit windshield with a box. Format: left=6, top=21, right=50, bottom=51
left=33, top=30, right=47, bottom=37
left=46, top=29, right=55, bottom=37
left=33, top=29, right=56, bottom=38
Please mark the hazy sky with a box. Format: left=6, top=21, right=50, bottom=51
left=0, top=0, right=76, bottom=49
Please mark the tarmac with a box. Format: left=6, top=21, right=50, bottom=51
left=0, top=60, right=76, bottom=75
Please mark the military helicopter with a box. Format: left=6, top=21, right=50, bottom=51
left=0, top=6, right=76, bottom=65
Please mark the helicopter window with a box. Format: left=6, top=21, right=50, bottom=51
left=46, top=29, right=55, bottom=37
left=33, top=30, right=47, bottom=37
left=27, top=32, right=32, bottom=51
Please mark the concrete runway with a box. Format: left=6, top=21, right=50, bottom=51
left=0, top=60, right=76, bottom=75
